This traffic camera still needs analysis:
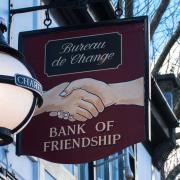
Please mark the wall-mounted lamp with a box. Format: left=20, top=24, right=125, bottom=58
left=0, top=17, right=43, bottom=146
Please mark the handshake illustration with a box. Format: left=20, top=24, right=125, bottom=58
left=34, top=77, right=144, bottom=122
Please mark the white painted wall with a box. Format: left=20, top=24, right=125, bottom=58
left=136, top=143, right=152, bottom=180
left=0, top=0, right=9, bottom=40
left=0, top=144, right=37, bottom=180
left=135, top=143, right=161, bottom=180
left=9, top=0, right=41, bottom=48
left=152, top=166, right=161, bottom=180
left=0, top=1, right=76, bottom=180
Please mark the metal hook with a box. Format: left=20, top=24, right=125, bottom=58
left=115, top=0, right=123, bottom=17
left=44, top=9, right=52, bottom=29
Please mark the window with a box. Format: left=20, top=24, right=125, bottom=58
left=95, top=153, right=120, bottom=180
left=63, top=164, right=75, bottom=175
left=94, top=147, right=135, bottom=180
left=45, top=170, right=56, bottom=180
left=78, top=163, right=88, bottom=180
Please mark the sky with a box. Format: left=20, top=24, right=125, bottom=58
left=111, top=0, right=180, bottom=75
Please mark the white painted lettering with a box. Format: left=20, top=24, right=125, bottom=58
left=49, top=127, right=57, bottom=137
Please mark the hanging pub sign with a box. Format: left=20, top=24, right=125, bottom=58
left=16, top=16, right=150, bottom=164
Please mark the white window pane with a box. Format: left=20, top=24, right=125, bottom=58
left=45, top=170, right=56, bottom=180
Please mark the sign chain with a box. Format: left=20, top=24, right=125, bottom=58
left=115, top=0, right=123, bottom=17
left=44, top=9, right=52, bottom=29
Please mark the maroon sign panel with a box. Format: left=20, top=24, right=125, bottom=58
left=16, top=17, right=149, bottom=164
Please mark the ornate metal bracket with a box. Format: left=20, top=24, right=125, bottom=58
left=9, top=0, right=88, bottom=16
